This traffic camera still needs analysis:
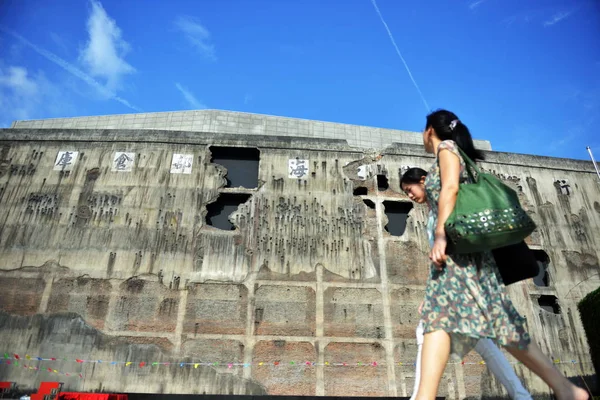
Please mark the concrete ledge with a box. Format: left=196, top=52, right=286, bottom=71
left=0, top=128, right=595, bottom=173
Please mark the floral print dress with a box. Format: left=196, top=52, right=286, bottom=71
left=421, top=140, right=530, bottom=359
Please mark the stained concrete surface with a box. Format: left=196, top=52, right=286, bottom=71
left=0, top=125, right=598, bottom=398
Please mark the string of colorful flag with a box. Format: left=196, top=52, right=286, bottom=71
left=1, top=352, right=590, bottom=375
left=0, top=358, right=82, bottom=379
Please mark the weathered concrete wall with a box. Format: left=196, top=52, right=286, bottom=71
left=0, top=128, right=598, bottom=398
left=8, top=109, right=493, bottom=151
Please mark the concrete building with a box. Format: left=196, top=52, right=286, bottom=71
left=0, top=110, right=598, bottom=398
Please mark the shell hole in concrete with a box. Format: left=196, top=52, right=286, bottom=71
left=538, top=295, right=560, bottom=314
left=363, top=199, right=376, bottom=209
left=383, top=201, right=413, bottom=236
left=533, top=250, right=550, bottom=287
left=206, top=193, right=251, bottom=230
left=209, top=146, right=260, bottom=189
left=377, top=174, right=389, bottom=191
left=353, top=187, right=368, bottom=196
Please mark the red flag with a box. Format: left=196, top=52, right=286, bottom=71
left=139, top=362, right=146, bottom=368
left=76, top=359, right=84, bottom=363
left=14, top=354, right=20, bottom=359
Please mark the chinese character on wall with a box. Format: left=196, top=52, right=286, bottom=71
left=289, top=158, right=309, bottom=179
left=357, top=165, right=368, bottom=180
left=112, top=152, right=135, bottom=172
left=53, top=151, right=79, bottom=171
left=170, top=154, right=193, bottom=174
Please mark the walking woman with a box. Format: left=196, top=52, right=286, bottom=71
left=401, top=167, right=532, bottom=400
left=407, top=109, right=588, bottom=400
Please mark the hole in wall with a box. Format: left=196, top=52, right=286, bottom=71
left=363, top=199, right=376, bottom=209
left=377, top=174, right=389, bottom=191
left=206, top=193, right=252, bottom=230
left=532, top=250, right=550, bottom=287
left=383, top=201, right=413, bottom=236
left=353, top=187, right=368, bottom=196
left=209, top=146, right=260, bottom=189
left=538, top=295, right=560, bottom=314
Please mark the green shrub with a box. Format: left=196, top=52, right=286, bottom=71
left=578, top=286, right=600, bottom=376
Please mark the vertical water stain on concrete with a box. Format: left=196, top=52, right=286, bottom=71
left=0, top=128, right=598, bottom=396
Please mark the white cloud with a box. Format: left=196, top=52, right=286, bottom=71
left=244, top=94, right=252, bottom=104
left=0, top=25, right=140, bottom=111
left=544, top=10, right=574, bottom=26
left=174, top=16, right=216, bottom=61
left=175, top=83, right=206, bottom=109
left=0, top=65, right=74, bottom=127
left=469, top=0, right=488, bottom=10
left=502, top=7, right=577, bottom=28
left=0, top=66, right=39, bottom=122
left=80, top=0, right=135, bottom=90
left=0, top=66, right=38, bottom=97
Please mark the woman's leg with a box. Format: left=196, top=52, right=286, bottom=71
left=414, top=329, right=451, bottom=400
left=409, top=321, right=425, bottom=400
left=505, top=342, right=589, bottom=400
left=474, top=339, right=532, bottom=400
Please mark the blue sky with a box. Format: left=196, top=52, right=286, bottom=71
left=0, top=0, right=599, bottom=160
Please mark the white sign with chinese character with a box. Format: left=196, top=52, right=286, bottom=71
left=289, top=158, right=309, bottom=179
left=170, top=154, right=193, bottom=174
left=357, top=165, right=368, bottom=180
left=53, top=151, right=79, bottom=171
left=112, top=152, right=135, bottom=172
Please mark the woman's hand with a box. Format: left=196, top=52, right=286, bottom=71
left=429, top=232, right=447, bottom=269
left=418, top=301, right=424, bottom=314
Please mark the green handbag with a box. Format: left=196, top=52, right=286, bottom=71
left=444, top=148, right=536, bottom=254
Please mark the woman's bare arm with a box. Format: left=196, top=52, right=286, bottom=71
left=429, top=149, right=461, bottom=267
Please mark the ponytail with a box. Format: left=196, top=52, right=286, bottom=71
left=425, top=110, right=485, bottom=161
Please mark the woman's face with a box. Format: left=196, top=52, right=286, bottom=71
left=401, top=178, right=427, bottom=204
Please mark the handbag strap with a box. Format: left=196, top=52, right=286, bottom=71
left=455, top=146, right=480, bottom=183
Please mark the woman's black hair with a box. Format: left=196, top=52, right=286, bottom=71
left=400, top=167, right=428, bottom=186
left=425, top=109, right=485, bottom=161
